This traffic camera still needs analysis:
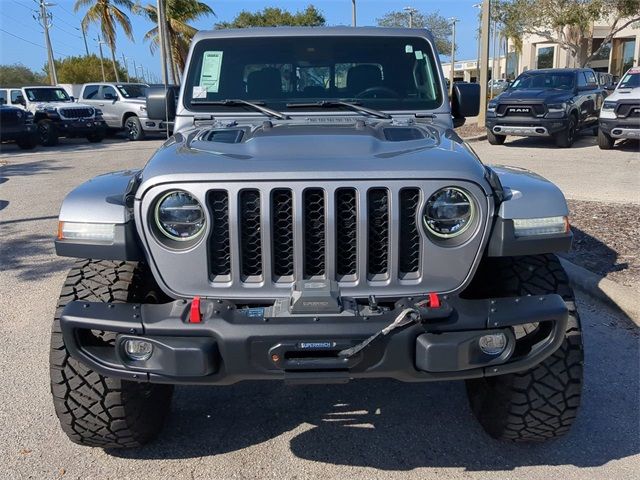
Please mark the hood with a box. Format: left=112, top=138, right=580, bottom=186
left=606, top=87, right=640, bottom=102
left=495, top=88, right=573, bottom=103
left=137, top=121, right=490, bottom=196
left=30, top=101, right=94, bottom=110
left=123, top=98, right=146, bottom=105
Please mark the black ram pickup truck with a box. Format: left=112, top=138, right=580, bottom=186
left=0, top=105, right=38, bottom=149
left=486, top=68, right=603, bottom=147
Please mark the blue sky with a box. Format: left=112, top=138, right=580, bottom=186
left=0, top=0, right=483, bottom=78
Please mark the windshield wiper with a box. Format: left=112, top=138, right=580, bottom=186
left=190, top=99, right=290, bottom=120
left=285, top=100, right=392, bottom=119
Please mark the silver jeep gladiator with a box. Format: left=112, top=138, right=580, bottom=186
left=51, top=28, right=583, bottom=448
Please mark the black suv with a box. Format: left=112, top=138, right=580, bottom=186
left=486, top=68, right=603, bottom=147
left=0, top=104, right=38, bottom=150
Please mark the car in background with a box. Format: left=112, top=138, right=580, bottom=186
left=79, top=82, right=170, bottom=140
left=488, top=79, right=510, bottom=96
left=0, top=86, right=106, bottom=145
left=485, top=68, right=603, bottom=147
left=598, top=67, right=640, bottom=149
left=0, top=104, right=38, bottom=149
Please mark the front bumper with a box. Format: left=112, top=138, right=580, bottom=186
left=60, top=294, right=568, bottom=385
left=56, top=118, right=107, bottom=136
left=599, top=116, right=640, bottom=139
left=486, top=116, right=569, bottom=137
left=0, top=123, right=37, bottom=142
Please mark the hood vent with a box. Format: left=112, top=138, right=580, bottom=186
left=382, top=127, right=427, bottom=141
left=201, top=129, right=244, bottom=143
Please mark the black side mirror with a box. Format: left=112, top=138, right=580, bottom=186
left=604, top=84, right=616, bottom=91
left=104, top=92, right=116, bottom=101
left=70, top=96, right=75, bottom=102
left=16, top=96, right=26, bottom=106
left=452, top=82, right=480, bottom=119
left=146, top=86, right=177, bottom=121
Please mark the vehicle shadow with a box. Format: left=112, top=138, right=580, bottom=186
left=0, top=137, right=163, bottom=155
left=561, top=226, right=629, bottom=279
left=109, top=300, right=639, bottom=472
left=502, top=131, right=597, bottom=149
left=0, top=159, right=70, bottom=177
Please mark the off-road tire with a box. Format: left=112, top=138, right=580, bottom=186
left=554, top=115, right=577, bottom=148
left=125, top=115, right=145, bottom=141
left=17, top=133, right=38, bottom=149
left=487, top=129, right=506, bottom=145
left=50, top=260, right=173, bottom=448
left=597, top=128, right=615, bottom=150
left=38, top=119, right=58, bottom=146
left=465, top=254, right=583, bottom=442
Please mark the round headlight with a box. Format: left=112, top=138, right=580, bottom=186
left=154, top=191, right=205, bottom=241
left=423, top=187, right=475, bottom=238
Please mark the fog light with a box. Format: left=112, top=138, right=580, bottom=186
left=123, top=339, right=153, bottom=361
left=478, top=333, right=507, bottom=355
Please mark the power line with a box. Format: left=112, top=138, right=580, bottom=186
left=0, top=28, right=73, bottom=57
left=51, top=23, right=83, bottom=39
left=2, top=12, right=41, bottom=33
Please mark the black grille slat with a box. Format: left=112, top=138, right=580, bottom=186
left=399, top=189, right=421, bottom=275
left=207, top=191, right=231, bottom=277
left=60, top=108, right=93, bottom=118
left=367, top=188, right=390, bottom=277
left=335, top=188, right=357, bottom=277
left=271, top=189, right=294, bottom=278
left=239, top=190, right=262, bottom=278
left=303, top=189, right=326, bottom=278
left=616, top=103, right=640, bottom=118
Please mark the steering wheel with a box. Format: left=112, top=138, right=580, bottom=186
left=355, top=86, right=400, bottom=99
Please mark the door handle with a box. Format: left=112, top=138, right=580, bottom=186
left=98, top=103, right=105, bottom=106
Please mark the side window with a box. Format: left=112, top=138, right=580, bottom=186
left=577, top=73, right=588, bottom=88
left=100, top=85, right=117, bottom=100
left=82, top=85, right=100, bottom=99
left=0, top=90, right=6, bottom=104
left=585, top=71, right=597, bottom=88
left=11, top=90, right=22, bottom=103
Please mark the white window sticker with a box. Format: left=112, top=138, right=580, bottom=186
left=199, top=51, right=223, bottom=93
left=405, top=44, right=414, bottom=53
left=415, top=50, right=424, bottom=60
left=192, top=86, right=207, bottom=99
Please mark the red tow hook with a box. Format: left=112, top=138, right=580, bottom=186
left=428, top=292, right=441, bottom=308
left=189, top=296, right=202, bottom=323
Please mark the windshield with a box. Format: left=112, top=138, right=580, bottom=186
left=618, top=70, right=640, bottom=89
left=184, top=36, right=443, bottom=112
left=117, top=84, right=147, bottom=98
left=24, top=88, right=71, bottom=102
left=509, top=72, right=575, bottom=90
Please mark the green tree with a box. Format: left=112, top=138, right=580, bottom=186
left=495, top=0, right=640, bottom=66
left=0, top=64, right=46, bottom=86
left=215, top=5, right=325, bottom=28
left=43, top=54, right=127, bottom=83
left=376, top=10, right=455, bottom=55
left=135, top=0, right=214, bottom=84
left=74, top=0, right=134, bottom=82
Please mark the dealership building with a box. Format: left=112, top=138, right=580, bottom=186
left=442, top=17, right=639, bottom=81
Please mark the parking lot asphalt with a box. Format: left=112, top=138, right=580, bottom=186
left=1, top=137, right=639, bottom=479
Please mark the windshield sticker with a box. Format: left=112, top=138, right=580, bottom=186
left=405, top=44, right=414, bottom=53
left=192, top=86, right=207, bottom=99
left=199, top=51, right=223, bottom=92
left=415, top=50, right=424, bottom=60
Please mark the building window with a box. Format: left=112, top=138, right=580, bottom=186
left=611, top=38, right=637, bottom=76
left=537, top=46, right=555, bottom=69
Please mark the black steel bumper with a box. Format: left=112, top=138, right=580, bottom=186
left=56, top=118, right=107, bottom=136
left=486, top=115, right=569, bottom=136
left=60, top=294, right=569, bottom=385
left=599, top=116, right=640, bottom=139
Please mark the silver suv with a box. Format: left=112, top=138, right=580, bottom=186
left=79, top=82, right=167, bottom=140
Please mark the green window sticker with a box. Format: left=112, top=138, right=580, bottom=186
left=199, top=51, right=223, bottom=93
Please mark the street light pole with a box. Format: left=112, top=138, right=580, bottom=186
left=352, top=0, right=356, bottom=27
left=137, top=65, right=146, bottom=83
left=80, top=24, right=89, bottom=56
left=121, top=53, right=130, bottom=82
left=477, top=0, right=491, bottom=127
left=404, top=7, right=417, bottom=28
left=96, top=36, right=106, bottom=81
left=474, top=3, right=482, bottom=83
left=37, top=0, right=57, bottom=85
left=449, top=17, right=459, bottom=96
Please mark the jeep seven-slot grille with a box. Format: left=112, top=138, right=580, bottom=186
left=60, top=108, right=93, bottom=118
left=207, top=186, right=424, bottom=284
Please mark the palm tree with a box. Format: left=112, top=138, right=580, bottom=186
left=74, top=0, right=134, bottom=82
left=135, top=0, right=214, bottom=84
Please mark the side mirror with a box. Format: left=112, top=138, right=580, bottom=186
left=104, top=92, right=116, bottom=101
left=16, top=96, right=26, bottom=106
left=146, top=86, right=177, bottom=121
left=604, top=84, right=616, bottom=91
left=69, top=96, right=75, bottom=102
left=451, top=82, right=480, bottom=119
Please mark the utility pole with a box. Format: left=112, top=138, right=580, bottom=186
left=490, top=22, right=499, bottom=99
left=36, top=0, right=57, bottom=85
left=477, top=0, right=490, bottom=127
left=351, top=0, right=356, bottom=27
left=474, top=3, right=482, bottom=83
left=157, top=0, right=169, bottom=87
left=96, top=36, right=106, bottom=81
left=131, top=58, right=138, bottom=81
left=80, top=24, right=89, bottom=56
left=449, top=17, right=459, bottom=96
left=404, top=7, right=417, bottom=28
left=121, top=53, right=130, bottom=82
left=137, top=65, right=146, bottom=83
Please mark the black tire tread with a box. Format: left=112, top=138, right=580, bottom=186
left=50, top=259, right=173, bottom=448
left=465, top=254, right=584, bottom=442
left=486, top=129, right=506, bottom=145
left=597, top=128, right=614, bottom=150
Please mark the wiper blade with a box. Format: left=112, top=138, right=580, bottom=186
left=285, top=100, right=392, bottom=119
left=190, top=99, right=290, bottom=120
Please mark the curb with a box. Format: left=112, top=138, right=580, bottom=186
left=559, top=257, right=640, bottom=326
left=461, top=133, right=487, bottom=142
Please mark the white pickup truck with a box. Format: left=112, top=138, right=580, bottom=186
left=598, top=67, right=640, bottom=149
